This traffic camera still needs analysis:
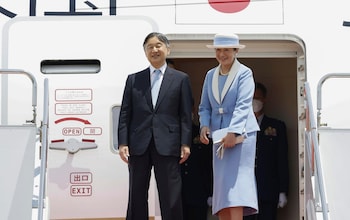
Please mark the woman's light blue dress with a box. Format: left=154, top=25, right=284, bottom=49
left=212, top=132, right=258, bottom=216
left=198, top=60, right=259, bottom=216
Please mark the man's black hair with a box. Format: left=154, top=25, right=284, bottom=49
left=143, top=32, right=170, bottom=48
left=255, top=82, right=267, bottom=98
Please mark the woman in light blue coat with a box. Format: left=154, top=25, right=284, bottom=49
left=199, top=34, right=260, bottom=220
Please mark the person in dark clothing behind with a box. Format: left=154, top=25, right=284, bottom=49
left=181, top=107, right=213, bottom=220
left=244, top=82, right=289, bottom=220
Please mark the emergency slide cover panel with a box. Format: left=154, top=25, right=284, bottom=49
left=0, top=126, right=36, bottom=220
left=318, top=128, right=350, bottom=220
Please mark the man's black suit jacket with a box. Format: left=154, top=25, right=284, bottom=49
left=118, top=67, right=193, bottom=156
left=255, top=115, right=289, bottom=202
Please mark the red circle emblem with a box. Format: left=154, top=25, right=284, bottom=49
left=208, top=0, right=250, bottom=13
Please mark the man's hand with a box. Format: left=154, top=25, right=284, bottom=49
left=278, top=192, right=288, bottom=208
left=118, top=145, right=129, bottom=164
left=207, top=197, right=213, bottom=206
left=179, top=145, right=191, bottom=164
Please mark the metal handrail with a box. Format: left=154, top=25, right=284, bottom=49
left=317, top=73, right=350, bottom=128
left=37, top=78, right=49, bottom=220
left=0, top=69, right=38, bottom=124
left=304, top=82, right=329, bottom=220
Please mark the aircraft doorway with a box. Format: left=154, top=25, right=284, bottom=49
left=167, top=34, right=305, bottom=220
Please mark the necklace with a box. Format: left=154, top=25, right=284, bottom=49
left=220, top=69, right=229, bottom=76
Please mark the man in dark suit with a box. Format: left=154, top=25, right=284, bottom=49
left=118, top=32, right=193, bottom=220
left=244, top=82, right=289, bottom=220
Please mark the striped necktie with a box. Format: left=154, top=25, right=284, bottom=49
left=151, top=69, right=161, bottom=107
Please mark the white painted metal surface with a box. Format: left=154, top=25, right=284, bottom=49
left=318, top=128, right=350, bottom=220
left=0, top=125, right=37, bottom=220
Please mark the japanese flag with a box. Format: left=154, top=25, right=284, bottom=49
left=175, top=0, right=283, bottom=24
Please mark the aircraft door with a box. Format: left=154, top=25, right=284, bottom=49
left=2, top=16, right=158, bottom=219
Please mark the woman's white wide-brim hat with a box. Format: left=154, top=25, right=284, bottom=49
left=206, top=34, right=245, bottom=49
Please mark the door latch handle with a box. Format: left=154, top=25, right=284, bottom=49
left=49, top=138, right=97, bottom=154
